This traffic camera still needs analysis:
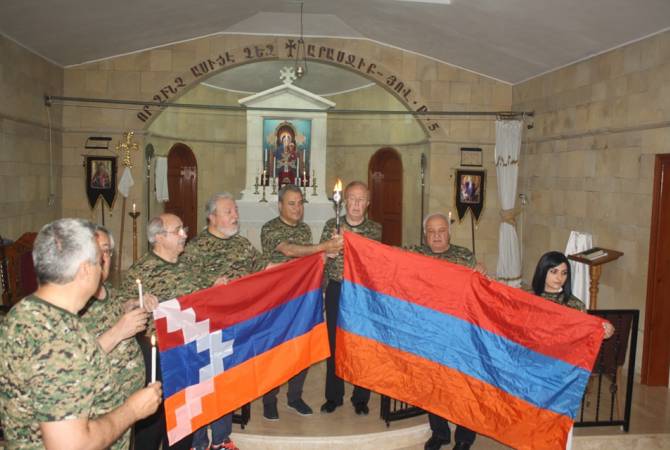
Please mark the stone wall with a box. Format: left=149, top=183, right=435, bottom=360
left=58, top=34, right=511, bottom=269
left=0, top=35, right=63, bottom=240
left=513, top=30, right=670, bottom=369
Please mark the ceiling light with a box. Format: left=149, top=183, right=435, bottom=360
left=294, top=2, right=308, bottom=79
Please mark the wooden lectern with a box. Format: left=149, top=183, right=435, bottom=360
left=568, top=247, right=623, bottom=309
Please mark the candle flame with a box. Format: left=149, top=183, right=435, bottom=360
left=135, top=278, right=141, bottom=285
left=334, top=179, right=342, bottom=192
left=151, top=334, right=156, bottom=346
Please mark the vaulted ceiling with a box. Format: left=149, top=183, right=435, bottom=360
left=1, top=0, right=669, bottom=84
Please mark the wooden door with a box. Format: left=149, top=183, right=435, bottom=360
left=368, top=148, right=403, bottom=246
left=165, top=143, right=197, bottom=241
left=642, top=153, right=670, bottom=386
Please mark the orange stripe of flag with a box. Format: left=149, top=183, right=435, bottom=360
left=165, top=323, right=329, bottom=434
left=335, top=328, right=572, bottom=450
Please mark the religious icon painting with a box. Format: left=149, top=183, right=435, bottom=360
left=262, top=118, right=312, bottom=188
left=85, top=156, right=117, bottom=209
left=455, top=169, right=485, bottom=222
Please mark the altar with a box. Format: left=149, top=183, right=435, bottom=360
left=236, top=67, right=337, bottom=248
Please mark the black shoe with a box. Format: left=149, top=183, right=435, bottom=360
left=320, top=399, right=343, bottom=413
left=263, top=403, right=279, bottom=421
left=453, top=442, right=472, bottom=450
left=353, top=402, right=369, bottom=415
left=424, top=434, right=450, bottom=450
left=287, top=398, right=313, bottom=416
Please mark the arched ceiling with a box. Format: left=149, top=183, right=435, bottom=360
left=202, top=60, right=374, bottom=96
left=1, top=0, right=669, bottom=84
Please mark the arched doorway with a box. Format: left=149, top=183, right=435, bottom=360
left=368, top=148, right=403, bottom=246
left=165, top=143, right=197, bottom=241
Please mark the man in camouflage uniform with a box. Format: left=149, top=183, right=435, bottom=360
left=320, top=181, right=382, bottom=416
left=407, top=213, right=485, bottom=450
left=120, top=213, right=208, bottom=450
left=183, top=192, right=268, bottom=450
left=0, top=218, right=161, bottom=450
left=260, top=184, right=342, bottom=420
left=80, top=225, right=150, bottom=403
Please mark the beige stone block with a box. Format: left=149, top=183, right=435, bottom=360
left=64, top=69, right=86, bottom=95
left=150, top=50, right=173, bottom=72
left=450, top=81, right=471, bottom=104
left=109, top=71, right=141, bottom=97
left=85, top=70, right=109, bottom=95
left=492, top=84, right=512, bottom=108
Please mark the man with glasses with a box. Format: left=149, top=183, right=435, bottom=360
left=80, top=225, right=153, bottom=406
left=121, top=213, right=209, bottom=450
left=0, top=218, right=161, bottom=449
left=259, top=184, right=343, bottom=421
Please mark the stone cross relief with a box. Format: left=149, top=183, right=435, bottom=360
left=280, top=66, right=297, bottom=85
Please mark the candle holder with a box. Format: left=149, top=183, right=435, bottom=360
left=311, top=174, right=318, bottom=196
left=253, top=175, right=260, bottom=195
left=302, top=184, right=309, bottom=203
left=271, top=176, right=277, bottom=195
left=259, top=181, right=268, bottom=203
left=333, top=180, right=343, bottom=233
left=129, top=211, right=140, bottom=262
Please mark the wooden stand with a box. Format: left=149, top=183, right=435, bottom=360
left=568, top=247, right=623, bottom=309
left=129, top=211, right=140, bottom=263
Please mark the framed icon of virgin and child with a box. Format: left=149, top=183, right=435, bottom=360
left=262, top=118, right=312, bottom=187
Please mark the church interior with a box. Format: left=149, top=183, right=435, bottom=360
left=1, top=0, right=670, bottom=448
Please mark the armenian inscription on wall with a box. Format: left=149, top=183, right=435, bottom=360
left=137, top=39, right=440, bottom=134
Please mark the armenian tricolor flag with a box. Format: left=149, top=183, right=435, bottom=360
left=154, top=253, right=329, bottom=444
left=337, top=232, right=606, bottom=450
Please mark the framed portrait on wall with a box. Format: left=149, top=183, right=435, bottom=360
left=262, top=118, right=312, bottom=187
left=455, top=169, right=485, bottom=222
left=85, top=156, right=117, bottom=209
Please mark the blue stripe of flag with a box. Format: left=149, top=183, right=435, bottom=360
left=161, top=288, right=323, bottom=397
left=339, top=281, right=589, bottom=419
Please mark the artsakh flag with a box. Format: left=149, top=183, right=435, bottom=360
left=337, top=232, right=606, bottom=450
left=154, top=253, right=329, bottom=445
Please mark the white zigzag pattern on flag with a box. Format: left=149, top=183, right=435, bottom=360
left=196, top=330, right=234, bottom=382
left=167, top=378, right=215, bottom=444
left=154, top=299, right=211, bottom=344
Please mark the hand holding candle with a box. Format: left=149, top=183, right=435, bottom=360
left=333, top=178, right=343, bottom=233
left=151, top=334, right=157, bottom=384
left=136, top=278, right=144, bottom=309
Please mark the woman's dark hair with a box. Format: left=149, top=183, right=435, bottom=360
left=531, top=251, right=572, bottom=297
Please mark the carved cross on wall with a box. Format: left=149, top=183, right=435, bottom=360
left=280, top=66, right=297, bottom=85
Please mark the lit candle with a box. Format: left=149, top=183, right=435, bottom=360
left=297, top=177, right=301, bottom=187
left=272, top=154, right=276, bottom=179
left=448, top=211, right=452, bottom=230
left=136, top=278, right=144, bottom=309
left=151, top=334, right=157, bottom=383
left=333, top=178, right=343, bottom=232
left=132, top=202, right=136, bottom=213
left=303, top=170, right=307, bottom=186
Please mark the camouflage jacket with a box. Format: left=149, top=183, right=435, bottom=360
left=0, top=295, right=129, bottom=450
left=183, top=230, right=266, bottom=284
left=406, top=244, right=476, bottom=269
left=260, top=217, right=313, bottom=263
left=537, top=290, right=586, bottom=312
left=80, top=283, right=146, bottom=398
left=120, top=251, right=210, bottom=336
left=320, top=216, right=382, bottom=281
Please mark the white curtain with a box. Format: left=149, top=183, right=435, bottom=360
left=495, top=120, right=523, bottom=287
left=565, top=231, right=593, bottom=308
left=155, top=156, right=169, bottom=202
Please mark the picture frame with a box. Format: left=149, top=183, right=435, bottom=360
left=460, top=147, right=483, bottom=167
left=85, top=155, right=117, bottom=209
left=455, top=169, right=486, bottom=222
left=263, top=118, right=312, bottom=187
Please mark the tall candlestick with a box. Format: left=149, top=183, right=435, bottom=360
left=333, top=178, right=343, bottom=233
left=150, top=334, right=157, bottom=384
left=136, top=278, right=144, bottom=309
